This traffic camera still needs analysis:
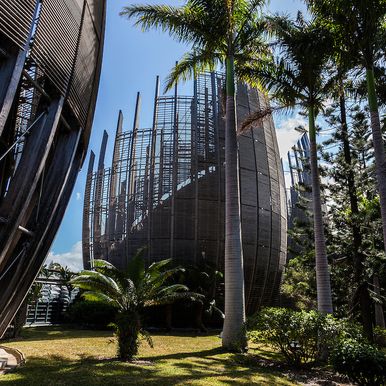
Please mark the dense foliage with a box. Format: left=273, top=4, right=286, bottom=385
left=331, top=339, right=386, bottom=385
left=65, top=300, right=117, bottom=329
left=248, top=308, right=364, bottom=367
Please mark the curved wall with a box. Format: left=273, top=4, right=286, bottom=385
left=0, top=0, right=106, bottom=337
left=84, top=73, right=287, bottom=314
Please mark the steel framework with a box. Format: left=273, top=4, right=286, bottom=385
left=287, top=134, right=312, bottom=223
left=0, top=0, right=106, bottom=337
left=287, top=133, right=313, bottom=257
left=84, top=73, right=287, bottom=314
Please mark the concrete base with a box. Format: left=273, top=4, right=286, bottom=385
left=0, top=346, right=22, bottom=374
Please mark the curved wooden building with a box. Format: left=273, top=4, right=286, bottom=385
left=0, top=0, right=106, bottom=337
left=83, top=73, right=287, bottom=314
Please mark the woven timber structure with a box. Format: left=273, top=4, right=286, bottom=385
left=0, top=0, right=106, bottom=337
left=83, top=73, right=287, bottom=314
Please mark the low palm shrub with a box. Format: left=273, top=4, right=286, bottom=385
left=331, top=338, right=386, bottom=386
left=71, top=251, right=201, bottom=361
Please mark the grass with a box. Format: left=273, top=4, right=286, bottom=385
left=0, top=327, right=297, bottom=385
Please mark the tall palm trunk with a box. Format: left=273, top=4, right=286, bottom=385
left=222, top=55, right=247, bottom=351
left=308, top=106, right=333, bottom=314
left=339, top=86, right=373, bottom=340
left=373, top=275, right=385, bottom=329
left=366, top=67, right=386, bottom=255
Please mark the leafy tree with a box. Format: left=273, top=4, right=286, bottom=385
left=57, top=266, right=76, bottom=302
left=322, top=101, right=386, bottom=338
left=121, top=0, right=271, bottom=351
left=242, top=14, right=334, bottom=313
left=71, top=252, right=200, bottom=361
left=308, top=0, right=386, bottom=256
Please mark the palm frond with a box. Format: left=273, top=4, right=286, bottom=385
left=82, top=291, right=118, bottom=306
left=93, top=259, right=128, bottom=291
left=157, top=284, right=190, bottom=295
left=145, top=291, right=205, bottom=307
left=71, top=271, right=123, bottom=306
left=164, top=49, right=221, bottom=92
left=126, top=248, right=146, bottom=288
left=121, top=2, right=226, bottom=47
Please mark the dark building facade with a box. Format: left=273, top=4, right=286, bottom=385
left=0, top=0, right=106, bottom=337
left=83, top=73, right=287, bottom=314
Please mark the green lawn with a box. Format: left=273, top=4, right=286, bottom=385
left=0, top=327, right=297, bottom=385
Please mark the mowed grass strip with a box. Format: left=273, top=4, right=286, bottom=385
left=0, top=327, right=296, bottom=385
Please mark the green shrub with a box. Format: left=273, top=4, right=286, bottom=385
left=248, top=307, right=364, bottom=367
left=331, top=338, right=386, bottom=386
left=374, top=326, right=386, bottom=347
left=65, top=300, right=117, bottom=329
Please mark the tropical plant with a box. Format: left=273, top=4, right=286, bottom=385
left=121, top=0, right=271, bottom=351
left=71, top=252, right=200, bottom=361
left=248, top=308, right=365, bottom=367
left=180, top=258, right=224, bottom=332
left=321, top=101, right=376, bottom=339
left=307, top=0, right=386, bottom=257
left=242, top=14, right=334, bottom=313
left=65, top=300, right=118, bottom=329
left=331, top=338, right=386, bottom=385
left=57, top=266, right=76, bottom=302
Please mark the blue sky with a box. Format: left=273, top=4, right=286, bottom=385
left=48, top=0, right=307, bottom=271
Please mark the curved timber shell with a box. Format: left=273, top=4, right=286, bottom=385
left=83, top=73, right=287, bottom=314
left=0, top=0, right=106, bottom=337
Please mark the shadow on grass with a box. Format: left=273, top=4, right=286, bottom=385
left=1, top=326, right=113, bottom=343
left=0, top=348, right=290, bottom=386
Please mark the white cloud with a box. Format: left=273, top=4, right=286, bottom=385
left=47, top=241, right=83, bottom=272
left=274, top=114, right=308, bottom=191
left=76, top=192, right=81, bottom=201
left=322, top=97, right=334, bottom=111
left=275, top=115, right=307, bottom=160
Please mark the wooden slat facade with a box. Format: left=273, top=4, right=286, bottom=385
left=83, top=73, right=287, bottom=314
left=0, top=0, right=106, bottom=338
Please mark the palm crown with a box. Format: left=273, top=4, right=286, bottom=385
left=242, top=14, right=333, bottom=111
left=121, top=0, right=270, bottom=91
left=71, top=252, right=198, bottom=314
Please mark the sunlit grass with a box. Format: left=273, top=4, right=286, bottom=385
left=0, top=327, right=296, bottom=385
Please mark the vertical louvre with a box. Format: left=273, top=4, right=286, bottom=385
left=31, top=0, right=82, bottom=95
left=68, top=1, right=101, bottom=127
left=83, top=73, right=288, bottom=313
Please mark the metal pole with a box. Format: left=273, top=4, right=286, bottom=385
left=147, top=76, right=160, bottom=263
left=170, top=76, right=178, bottom=260
left=126, top=93, right=141, bottom=265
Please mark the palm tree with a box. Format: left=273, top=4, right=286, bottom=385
left=57, top=266, right=76, bottom=302
left=242, top=14, right=334, bottom=313
left=307, top=0, right=386, bottom=256
left=71, top=252, right=199, bottom=360
left=121, top=0, right=270, bottom=351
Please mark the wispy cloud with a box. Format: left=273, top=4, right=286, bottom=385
left=47, top=241, right=83, bottom=272
left=76, top=192, right=81, bottom=201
